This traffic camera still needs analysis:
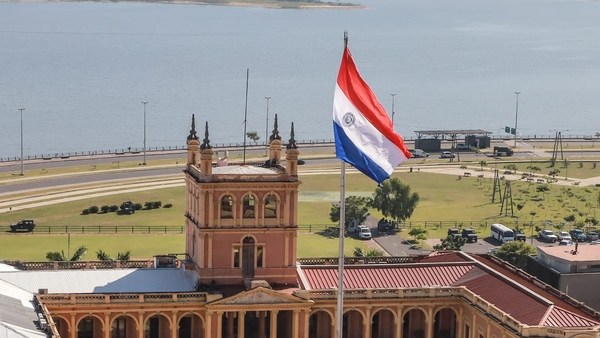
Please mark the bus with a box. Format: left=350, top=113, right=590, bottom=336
left=491, top=223, right=515, bottom=243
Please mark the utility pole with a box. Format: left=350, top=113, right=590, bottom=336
left=513, top=91, right=520, bottom=147
left=390, top=93, right=396, bottom=128
left=141, top=101, right=148, bottom=165
left=264, top=96, right=271, bottom=156
left=18, top=108, right=25, bottom=176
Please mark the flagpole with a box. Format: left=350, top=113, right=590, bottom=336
left=336, top=161, right=346, bottom=338
left=243, top=68, right=249, bottom=164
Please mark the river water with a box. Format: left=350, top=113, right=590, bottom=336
left=1, top=0, right=599, bottom=158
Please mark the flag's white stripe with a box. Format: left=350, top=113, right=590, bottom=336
left=333, top=84, right=407, bottom=175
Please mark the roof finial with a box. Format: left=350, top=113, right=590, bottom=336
left=287, top=122, right=297, bottom=149
left=201, top=121, right=211, bottom=149
left=187, top=114, right=198, bottom=141
left=270, top=113, right=281, bottom=141
left=344, top=31, right=348, bottom=47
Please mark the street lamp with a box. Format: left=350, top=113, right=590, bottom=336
left=141, top=100, right=148, bottom=165
left=513, top=91, right=520, bottom=148
left=390, top=93, right=396, bottom=128
left=18, top=108, right=25, bottom=176
left=264, top=96, right=271, bottom=156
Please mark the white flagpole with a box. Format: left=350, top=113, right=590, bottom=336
left=336, top=161, right=346, bottom=338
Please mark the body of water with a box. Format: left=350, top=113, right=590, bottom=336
left=1, top=0, right=599, bottom=158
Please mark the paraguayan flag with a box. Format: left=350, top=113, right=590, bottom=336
left=333, top=44, right=411, bottom=183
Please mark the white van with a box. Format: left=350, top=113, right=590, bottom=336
left=358, top=226, right=372, bottom=240
left=409, top=149, right=429, bottom=158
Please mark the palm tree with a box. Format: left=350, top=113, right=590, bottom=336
left=96, top=249, right=112, bottom=261
left=46, top=245, right=87, bottom=261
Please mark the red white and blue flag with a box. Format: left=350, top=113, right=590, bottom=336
left=333, top=44, right=411, bottom=183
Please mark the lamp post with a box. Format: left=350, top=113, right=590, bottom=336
left=390, top=93, right=396, bottom=128
left=264, top=96, right=271, bottom=156
left=18, top=108, right=25, bottom=176
left=141, top=100, right=148, bottom=165
left=513, top=91, right=520, bottom=148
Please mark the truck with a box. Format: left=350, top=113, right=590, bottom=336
left=493, top=146, right=513, bottom=156
left=461, top=228, right=478, bottom=243
left=10, top=219, right=36, bottom=232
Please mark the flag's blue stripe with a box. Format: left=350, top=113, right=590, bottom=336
left=333, top=122, right=390, bottom=184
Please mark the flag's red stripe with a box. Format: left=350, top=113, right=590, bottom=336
left=336, top=47, right=410, bottom=157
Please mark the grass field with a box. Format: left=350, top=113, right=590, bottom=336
left=2, top=160, right=600, bottom=261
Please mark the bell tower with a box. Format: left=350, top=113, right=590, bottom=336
left=184, top=116, right=300, bottom=288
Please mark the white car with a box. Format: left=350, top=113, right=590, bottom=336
left=357, top=226, right=372, bottom=240
left=539, top=230, right=558, bottom=243
left=440, top=151, right=456, bottom=159
left=557, top=231, right=572, bottom=241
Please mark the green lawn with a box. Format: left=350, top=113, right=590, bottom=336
left=2, top=165, right=600, bottom=261
left=0, top=231, right=369, bottom=261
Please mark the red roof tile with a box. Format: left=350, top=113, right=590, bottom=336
left=543, top=306, right=600, bottom=328
left=300, top=264, right=474, bottom=290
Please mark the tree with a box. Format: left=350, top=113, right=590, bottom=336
left=408, top=227, right=427, bottom=243
left=329, top=196, right=370, bottom=226
left=527, top=165, right=541, bottom=176
left=549, top=168, right=560, bottom=178
left=494, top=241, right=536, bottom=268
left=369, top=177, right=419, bottom=224
left=116, top=251, right=131, bottom=261
left=246, top=131, right=260, bottom=143
left=46, top=245, right=87, bottom=262
left=97, top=249, right=111, bottom=261
left=97, top=250, right=131, bottom=261
left=504, top=164, right=517, bottom=173
left=353, top=246, right=384, bottom=257
left=433, top=235, right=466, bottom=251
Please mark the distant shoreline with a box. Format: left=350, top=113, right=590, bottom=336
left=0, top=0, right=365, bottom=9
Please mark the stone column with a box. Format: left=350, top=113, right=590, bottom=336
left=227, top=312, right=235, bottom=338
left=103, top=313, right=110, bottom=338
left=205, top=312, right=213, bottom=338
left=396, top=306, right=403, bottom=338
left=171, top=312, right=178, bottom=338
left=269, top=310, right=279, bottom=338
left=137, top=313, right=144, bottom=338
left=238, top=311, right=246, bottom=338
left=258, top=312, right=266, bottom=338
left=364, top=307, right=371, bottom=338
left=426, top=306, right=434, bottom=338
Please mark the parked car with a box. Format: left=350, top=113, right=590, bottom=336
left=587, top=231, right=599, bottom=242
left=357, top=226, right=372, bottom=240
left=377, top=218, right=394, bottom=231
left=447, top=228, right=461, bottom=239
left=409, top=149, right=429, bottom=158
left=557, top=231, right=572, bottom=241
left=461, top=228, right=478, bottom=243
left=539, top=229, right=558, bottom=243
left=9, top=219, right=36, bottom=232
left=513, top=229, right=527, bottom=242
left=558, top=239, right=574, bottom=246
left=569, top=229, right=587, bottom=242
left=440, top=151, right=456, bottom=159
left=493, top=146, right=513, bottom=156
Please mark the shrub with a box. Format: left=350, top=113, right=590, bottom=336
left=109, top=205, right=119, bottom=212
left=88, top=205, right=99, bottom=214
left=144, top=201, right=162, bottom=209
left=133, top=203, right=143, bottom=210
left=81, top=209, right=90, bottom=215
left=100, top=205, right=110, bottom=213
left=163, top=203, right=173, bottom=208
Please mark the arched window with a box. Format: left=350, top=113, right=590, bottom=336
left=264, top=194, right=278, bottom=218
left=243, top=194, right=255, bottom=219
left=221, top=195, right=233, bottom=219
